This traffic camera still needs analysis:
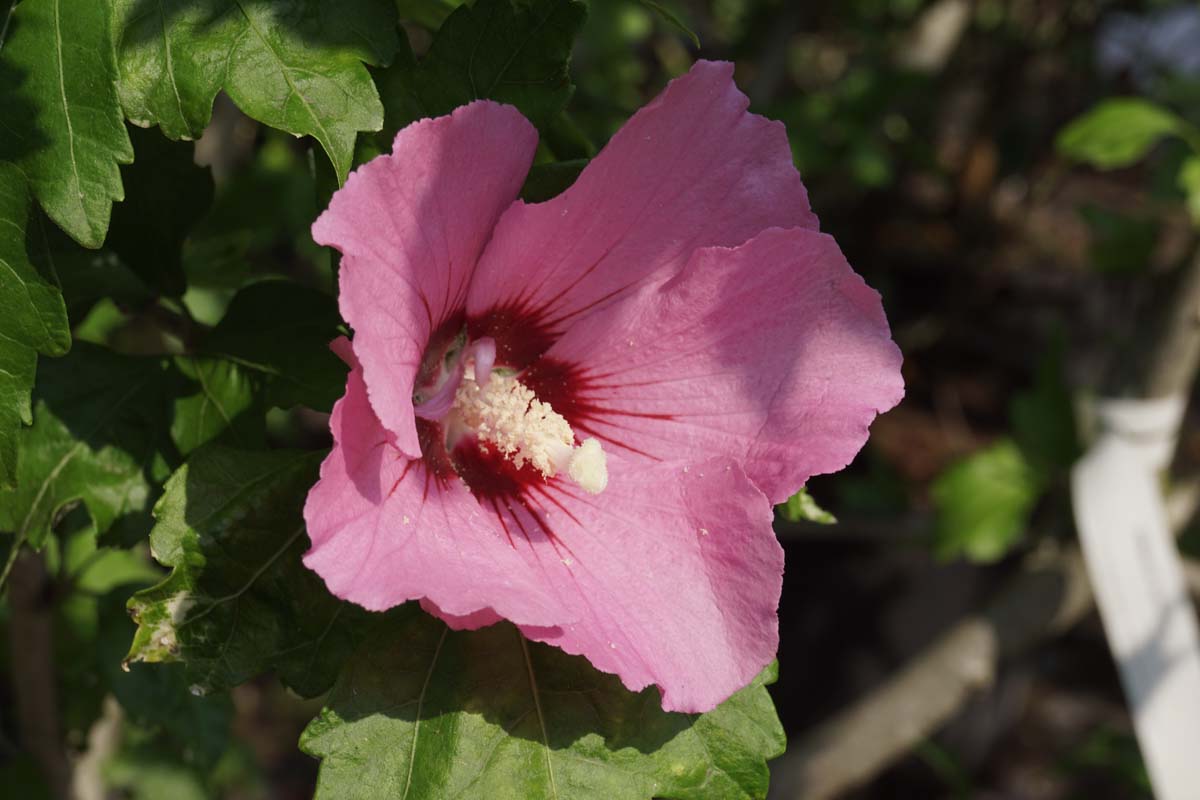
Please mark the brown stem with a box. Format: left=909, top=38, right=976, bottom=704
left=8, top=550, right=72, bottom=800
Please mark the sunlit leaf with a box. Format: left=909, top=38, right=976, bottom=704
left=302, top=606, right=785, bottom=800
left=778, top=486, right=837, bottom=525
left=112, top=0, right=402, bottom=182
left=170, top=357, right=264, bottom=455
left=1057, top=98, right=1185, bottom=170
left=931, top=439, right=1039, bottom=563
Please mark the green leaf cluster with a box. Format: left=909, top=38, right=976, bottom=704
left=0, top=1, right=790, bottom=797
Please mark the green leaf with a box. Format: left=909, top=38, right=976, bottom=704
left=0, top=755, right=53, bottom=800
left=126, top=445, right=370, bottom=698
left=112, top=0, right=401, bottom=183
left=60, top=524, right=161, bottom=595
left=52, top=247, right=155, bottom=323
left=181, top=133, right=323, bottom=291
left=0, top=343, right=175, bottom=550
left=102, top=714, right=262, bottom=800
left=302, top=606, right=785, bottom=800
left=520, top=158, right=588, bottom=202
left=1077, top=205, right=1159, bottom=275
left=394, top=0, right=465, bottom=29
left=375, top=0, right=587, bottom=142
left=108, top=126, right=214, bottom=296
left=0, top=0, right=133, bottom=247
left=1057, top=99, right=1185, bottom=170
left=0, top=163, right=70, bottom=487
left=201, top=280, right=346, bottom=411
left=1179, top=155, right=1200, bottom=225
left=0, top=345, right=36, bottom=491
left=0, top=167, right=69, bottom=356
left=170, top=357, right=264, bottom=455
left=1009, top=339, right=1078, bottom=476
left=778, top=487, right=836, bottom=525
left=635, top=0, right=700, bottom=48
left=931, top=439, right=1040, bottom=563
left=98, top=591, right=235, bottom=770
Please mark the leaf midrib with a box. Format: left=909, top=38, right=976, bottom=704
left=50, top=0, right=86, bottom=226
left=177, top=523, right=305, bottom=629
left=402, top=627, right=448, bottom=800
left=519, top=632, right=558, bottom=799
left=231, top=0, right=338, bottom=175
left=156, top=0, right=187, bottom=128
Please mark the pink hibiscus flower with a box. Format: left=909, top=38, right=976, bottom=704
left=303, top=61, right=903, bottom=713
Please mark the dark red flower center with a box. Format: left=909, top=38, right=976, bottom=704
left=413, top=303, right=606, bottom=503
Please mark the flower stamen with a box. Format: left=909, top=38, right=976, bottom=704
left=452, top=369, right=608, bottom=494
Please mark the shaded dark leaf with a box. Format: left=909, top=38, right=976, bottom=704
left=126, top=445, right=370, bottom=698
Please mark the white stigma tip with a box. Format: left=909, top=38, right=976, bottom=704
left=568, top=438, right=608, bottom=495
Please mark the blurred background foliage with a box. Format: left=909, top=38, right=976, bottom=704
left=4, top=0, right=1200, bottom=797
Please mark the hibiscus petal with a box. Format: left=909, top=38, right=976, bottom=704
left=508, top=456, right=782, bottom=713
left=538, top=226, right=905, bottom=505
left=303, top=339, right=564, bottom=626
left=312, top=102, right=538, bottom=457
left=467, top=60, right=818, bottom=350
left=309, top=342, right=783, bottom=712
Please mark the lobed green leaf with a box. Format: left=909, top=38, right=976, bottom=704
left=0, top=0, right=133, bottom=247
left=302, top=606, right=785, bottom=800
left=0, top=163, right=70, bottom=487
left=170, top=356, right=265, bottom=455
left=112, top=0, right=402, bottom=182
left=0, top=343, right=176, bottom=550
left=374, top=0, right=587, bottom=145
left=125, top=445, right=370, bottom=698
left=201, top=280, right=346, bottom=411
